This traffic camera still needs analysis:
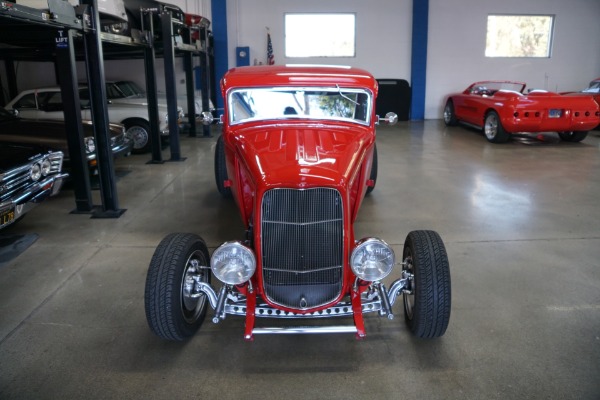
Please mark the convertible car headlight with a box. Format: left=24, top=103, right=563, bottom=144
left=350, top=238, right=395, bottom=282
left=211, top=241, right=256, bottom=285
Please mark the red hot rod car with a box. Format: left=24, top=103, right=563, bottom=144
left=144, top=65, right=451, bottom=341
left=444, top=81, right=600, bottom=143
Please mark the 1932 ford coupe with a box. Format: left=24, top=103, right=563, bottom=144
left=144, top=65, right=451, bottom=341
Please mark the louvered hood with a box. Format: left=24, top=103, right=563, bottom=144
left=231, top=123, right=372, bottom=189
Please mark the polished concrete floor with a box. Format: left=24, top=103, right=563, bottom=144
left=1, top=121, right=599, bottom=399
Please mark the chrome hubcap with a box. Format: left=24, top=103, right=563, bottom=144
left=126, top=126, right=149, bottom=150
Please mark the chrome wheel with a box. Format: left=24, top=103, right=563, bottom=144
left=126, top=125, right=149, bottom=151
left=483, top=110, right=509, bottom=143
left=484, top=113, right=498, bottom=140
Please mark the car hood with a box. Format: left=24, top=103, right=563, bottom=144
left=230, top=122, right=372, bottom=189
left=0, top=143, right=45, bottom=172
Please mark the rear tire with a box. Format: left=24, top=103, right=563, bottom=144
left=214, top=135, right=232, bottom=198
left=558, top=131, right=588, bottom=142
left=145, top=233, right=211, bottom=341
left=402, top=230, right=451, bottom=338
left=483, top=111, right=510, bottom=143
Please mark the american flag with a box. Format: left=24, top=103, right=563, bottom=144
left=267, top=32, right=275, bottom=65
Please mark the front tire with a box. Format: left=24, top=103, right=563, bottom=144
left=443, top=100, right=458, bottom=126
left=558, top=131, right=588, bottom=142
left=145, top=233, right=211, bottom=341
left=402, top=230, right=451, bottom=338
left=483, top=111, right=510, bottom=143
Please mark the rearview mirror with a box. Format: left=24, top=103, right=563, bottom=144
left=200, top=111, right=214, bottom=125
left=377, top=112, right=398, bottom=126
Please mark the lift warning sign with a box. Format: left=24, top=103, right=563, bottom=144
left=56, top=30, right=68, bottom=48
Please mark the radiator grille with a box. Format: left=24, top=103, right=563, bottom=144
left=261, top=188, right=344, bottom=309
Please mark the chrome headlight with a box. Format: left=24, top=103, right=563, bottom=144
left=84, top=137, right=96, bottom=154
left=41, top=158, right=52, bottom=176
left=211, top=241, right=256, bottom=285
left=350, top=238, right=395, bottom=282
left=30, top=163, right=42, bottom=181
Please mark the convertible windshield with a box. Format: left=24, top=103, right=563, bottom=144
left=228, top=87, right=372, bottom=125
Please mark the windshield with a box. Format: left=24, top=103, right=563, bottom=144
left=583, top=80, right=600, bottom=93
left=228, top=87, right=372, bottom=125
left=106, top=81, right=145, bottom=99
left=470, top=82, right=525, bottom=94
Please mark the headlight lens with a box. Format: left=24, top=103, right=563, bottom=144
left=211, top=241, right=256, bottom=285
left=85, top=137, right=96, bottom=154
left=41, top=159, right=52, bottom=176
left=350, top=238, right=395, bottom=282
left=30, top=163, right=42, bottom=181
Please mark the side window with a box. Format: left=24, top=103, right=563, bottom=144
left=105, top=85, right=121, bottom=99
left=13, top=94, right=37, bottom=109
left=43, top=92, right=64, bottom=112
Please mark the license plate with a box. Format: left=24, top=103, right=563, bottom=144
left=0, top=206, right=15, bottom=228
left=548, top=109, right=562, bottom=118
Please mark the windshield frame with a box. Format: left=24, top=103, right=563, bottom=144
left=227, top=86, right=373, bottom=126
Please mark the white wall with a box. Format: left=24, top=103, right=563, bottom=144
left=426, top=0, right=600, bottom=119
left=225, top=0, right=413, bottom=79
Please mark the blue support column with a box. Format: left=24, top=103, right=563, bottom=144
left=410, top=0, right=429, bottom=120
left=211, top=0, right=228, bottom=111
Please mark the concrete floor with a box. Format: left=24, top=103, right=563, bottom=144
left=1, top=121, right=599, bottom=399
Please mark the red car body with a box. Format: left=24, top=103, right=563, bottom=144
left=444, top=80, right=600, bottom=143
left=144, top=65, right=451, bottom=342
left=561, top=77, right=600, bottom=129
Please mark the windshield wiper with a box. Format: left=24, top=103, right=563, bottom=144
left=336, top=84, right=359, bottom=105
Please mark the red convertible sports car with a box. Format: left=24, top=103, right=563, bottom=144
left=144, top=65, right=452, bottom=341
left=444, top=81, right=600, bottom=143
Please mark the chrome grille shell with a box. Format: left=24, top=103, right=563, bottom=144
left=260, top=188, right=344, bottom=310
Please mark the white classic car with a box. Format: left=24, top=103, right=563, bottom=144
left=105, top=80, right=214, bottom=124
left=5, top=87, right=183, bottom=154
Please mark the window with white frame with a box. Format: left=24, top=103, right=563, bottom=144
left=485, top=15, right=554, bottom=58
left=285, top=13, right=356, bottom=58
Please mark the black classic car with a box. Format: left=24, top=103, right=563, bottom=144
left=0, top=143, right=68, bottom=230
left=0, top=107, right=132, bottom=174
left=102, top=0, right=185, bottom=40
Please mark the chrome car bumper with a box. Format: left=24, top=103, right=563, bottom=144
left=0, top=173, right=68, bottom=230
left=189, top=272, right=412, bottom=337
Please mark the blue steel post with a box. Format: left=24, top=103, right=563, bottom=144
left=211, top=0, right=228, bottom=111
left=410, top=0, right=429, bottom=120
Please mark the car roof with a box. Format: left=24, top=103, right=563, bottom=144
left=221, top=65, right=378, bottom=95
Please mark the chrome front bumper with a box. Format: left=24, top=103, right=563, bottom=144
left=191, top=273, right=412, bottom=337
left=0, top=173, right=68, bottom=230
